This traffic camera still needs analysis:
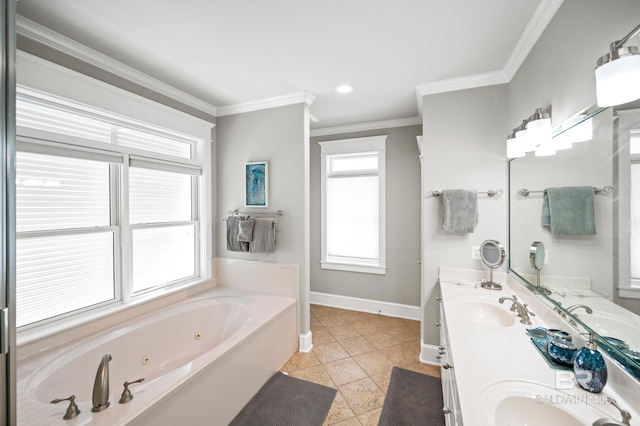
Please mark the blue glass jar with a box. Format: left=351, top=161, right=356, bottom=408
left=548, top=338, right=577, bottom=366
left=573, top=334, right=608, bottom=393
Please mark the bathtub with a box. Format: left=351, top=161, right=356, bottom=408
left=17, top=287, right=298, bottom=425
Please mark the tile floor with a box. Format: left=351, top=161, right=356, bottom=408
left=280, top=304, right=441, bottom=425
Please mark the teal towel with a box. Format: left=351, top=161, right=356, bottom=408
left=441, top=189, right=478, bottom=233
left=542, top=186, right=596, bottom=235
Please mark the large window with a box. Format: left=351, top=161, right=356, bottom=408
left=319, top=136, right=386, bottom=274
left=15, top=91, right=208, bottom=329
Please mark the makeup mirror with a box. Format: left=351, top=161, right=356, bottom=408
left=480, top=239, right=506, bottom=290
left=529, top=241, right=551, bottom=295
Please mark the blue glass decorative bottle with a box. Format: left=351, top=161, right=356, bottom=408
left=573, top=333, right=607, bottom=393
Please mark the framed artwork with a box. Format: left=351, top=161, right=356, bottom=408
left=245, top=161, right=269, bottom=207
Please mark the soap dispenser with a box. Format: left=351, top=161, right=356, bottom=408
left=573, top=333, right=607, bottom=393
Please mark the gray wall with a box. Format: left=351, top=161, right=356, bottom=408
left=421, top=84, right=509, bottom=345
left=216, top=105, right=310, bottom=333
left=310, top=125, right=422, bottom=307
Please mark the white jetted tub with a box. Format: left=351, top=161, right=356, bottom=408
left=17, top=287, right=297, bottom=425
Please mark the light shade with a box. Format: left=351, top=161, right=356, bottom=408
left=595, top=47, right=640, bottom=107
left=507, top=136, right=525, bottom=159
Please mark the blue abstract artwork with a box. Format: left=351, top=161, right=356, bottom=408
left=245, top=162, right=268, bottom=207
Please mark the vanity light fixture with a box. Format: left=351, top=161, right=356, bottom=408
left=506, top=132, right=525, bottom=159
left=527, top=107, right=552, bottom=149
left=595, top=23, right=640, bottom=107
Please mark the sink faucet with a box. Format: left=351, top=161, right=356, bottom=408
left=498, top=295, right=535, bottom=325
left=593, top=398, right=631, bottom=426
left=566, top=304, right=593, bottom=315
left=91, top=353, right=112, bottom=412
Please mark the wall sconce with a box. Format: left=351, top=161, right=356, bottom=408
left=507, top=106, right=553, bottom=158
left=595, top=23, right=640, bottom=107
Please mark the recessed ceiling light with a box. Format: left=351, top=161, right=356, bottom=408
left=335, top=84, right=354, bottom=94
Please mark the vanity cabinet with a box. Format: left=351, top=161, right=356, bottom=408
left=438, top=297, right=463, bottom=425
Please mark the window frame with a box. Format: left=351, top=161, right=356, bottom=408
left=15, top=88, right=212, bottom=332
left=318, top=136, right=387, bottom=275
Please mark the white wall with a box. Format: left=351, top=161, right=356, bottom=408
left=421, top=84, right=509, bottom=345
left=216, top=104, right=311, bottom=337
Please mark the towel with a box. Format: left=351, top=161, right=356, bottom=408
left=237, top=218, right=255, bottom=242
left=249, top=218, right=276, bottom=253
left=542, top=186, right=596, bottom=235
left=441, top=189, right=478, bottom=233
left=226, top=216, right=250, bottom=252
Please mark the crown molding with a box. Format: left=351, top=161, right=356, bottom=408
left=503, top=0, right=564, bottom=80
left=217, top=91, right=316, bottom=117
left=310, top=116, right=421, bottom=137
left=16, top=15, right=219, bottom=117
left=415, top=0, right=563, bottom=116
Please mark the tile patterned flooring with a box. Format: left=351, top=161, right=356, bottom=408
left=280, top=304, right=441, bottom=425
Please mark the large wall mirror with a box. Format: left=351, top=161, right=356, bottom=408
left=509, top=103, right=640, bottom=381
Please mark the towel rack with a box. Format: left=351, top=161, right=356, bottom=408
left=427, top=189, right=503, bottom=198
left=517, top=185, right=613, bottom=197
left=223, top=209, right=283, bottom=224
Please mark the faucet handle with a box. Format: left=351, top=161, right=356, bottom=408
left=119, top=378, right=145, bottom=404
left=523, top=303, right=536, bottom=317
left=51, top=395, right=81, bottom=420
left=608, top=398, right=632, bottom=425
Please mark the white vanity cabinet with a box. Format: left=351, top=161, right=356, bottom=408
left=438, top=296, right=463, bottom=426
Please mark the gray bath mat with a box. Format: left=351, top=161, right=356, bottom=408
left=378, top=366, right=445, bottom=426
left=229, top=372, right=337, bottom=426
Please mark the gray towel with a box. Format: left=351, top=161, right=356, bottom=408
left=237, top=218, right=255, bottom=242
left=441, top=189, right=478, bottom=233
left=542, top=186, right=596, bottom=235
left=249, top=218, right=276, bottom=253
left=226, top=216, right=249, bottom=252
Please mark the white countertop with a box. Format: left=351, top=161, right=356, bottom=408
left=438, top=267, right=640, bottom=425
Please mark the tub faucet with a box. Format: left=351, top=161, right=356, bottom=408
left=92, top=353, right=112, bottom=412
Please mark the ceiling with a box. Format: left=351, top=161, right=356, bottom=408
left=16, top=0, right=559, bottom=131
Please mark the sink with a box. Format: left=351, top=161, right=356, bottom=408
left=476, top=380, right=612, bottom=425
left=456, top=298, right=516, bottom=327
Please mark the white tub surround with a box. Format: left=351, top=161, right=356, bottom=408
left=18, top=259, right=300, bottom=426
left=438, top=267, right=640, bottom=425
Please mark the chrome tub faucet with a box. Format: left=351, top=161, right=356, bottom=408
left=92, top=353, right=112, bottom=412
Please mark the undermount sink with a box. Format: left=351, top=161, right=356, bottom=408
left=476, top=380, right=612, bottom=426
left=456, top=297, right=516, bottom=327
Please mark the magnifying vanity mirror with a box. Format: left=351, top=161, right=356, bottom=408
left=479, top=239, right=506, bottom=290
left=509, top=104, right=640, bottom=381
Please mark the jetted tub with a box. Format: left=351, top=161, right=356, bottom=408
left=17, top=287, right=298, bottom=425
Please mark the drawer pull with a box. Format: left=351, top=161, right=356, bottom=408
left=443, top=407, right=452, bottom=415
left=442, top=362, right=452, bottom=369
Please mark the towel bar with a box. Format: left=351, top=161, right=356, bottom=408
left=223, top=209, right=283, bottom=224
left=518, top=185, right=613, bottom=197
left=428, top=189, right=503, bottom=198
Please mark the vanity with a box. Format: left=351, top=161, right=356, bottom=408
left=437, top=267, right=639, bottom=426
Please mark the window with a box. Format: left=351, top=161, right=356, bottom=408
left=15, top=91, right=209, bottom=329
left=319, top=136, right=386, bottom=274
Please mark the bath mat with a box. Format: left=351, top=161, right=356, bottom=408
left=378, top=366, right=445, bottom=426
left=229, top=371, right=337, bottom=426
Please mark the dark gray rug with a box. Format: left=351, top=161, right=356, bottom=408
left=378, top=367, right=445, bottom=426
left=229, top=372, right=337, bottom=426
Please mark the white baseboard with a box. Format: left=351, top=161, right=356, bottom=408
left=299, top=330, right=313, bottom=353
left=310, top=291, right=420, bottom=320
left=420, top=342, right=441, bottom=366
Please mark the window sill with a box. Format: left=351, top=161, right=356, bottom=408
left=618, top=285, right=640, bottom=299
left=320, top=261, right=386, bottom=275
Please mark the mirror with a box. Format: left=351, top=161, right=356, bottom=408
left=480, top=239, right=506, bottom=290
left=509, top=105, right=640, bottom=381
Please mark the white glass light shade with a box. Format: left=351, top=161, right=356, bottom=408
left=507, top=136, right=525, bottom=159
left=595, top=52, right=640, bottom=107
left=516, top=128, right=536, bottom=152
left=527, top=117, right=552, bottom=152
left=535, top=139, right=556, bottom=156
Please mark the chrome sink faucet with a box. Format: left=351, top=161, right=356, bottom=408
left=498, top=295, right=535, bottom=325
left=92, top=353, right=112, bottom=412
left=593, top=398, right=631, bottom=425
left=567, top=304, right=593, bottom=315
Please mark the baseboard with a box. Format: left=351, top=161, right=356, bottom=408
left=299, top=330, right=313, bottom=353
left=309, top=291, right=420, bottom=320
left=420, top=342, right=441, bottom=366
